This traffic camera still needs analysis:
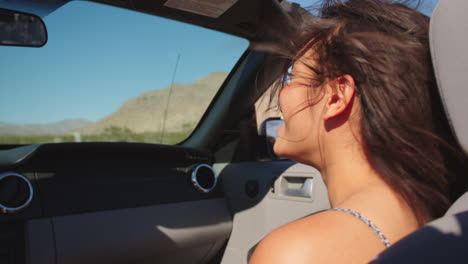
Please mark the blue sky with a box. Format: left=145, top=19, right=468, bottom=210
left=0, top=0, right=439, bottom=125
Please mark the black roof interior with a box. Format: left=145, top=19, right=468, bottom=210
left=91, top=0, right=290, bottom=40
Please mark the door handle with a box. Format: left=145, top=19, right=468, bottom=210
left=275, top=176, right=314, bottom=199
left=285, top=178, right=313, bottom=198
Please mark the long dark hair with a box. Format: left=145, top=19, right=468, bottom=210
left=259, top=0, right=468, bottom=225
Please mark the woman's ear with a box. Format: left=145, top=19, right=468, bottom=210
left=323, top=75, right=356, bottom=121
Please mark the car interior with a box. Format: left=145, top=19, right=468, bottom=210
left=0, top=0, right=465, bottom=264
left=0, top=1, right=330, bottom=263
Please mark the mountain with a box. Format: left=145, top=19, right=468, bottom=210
left=0, top=72, right=227, bottom=136
left=79, top=71, right=227, bottom=134
left=0, top=119, right=92, bottom=135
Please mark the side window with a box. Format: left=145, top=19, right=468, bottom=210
left=0, top=1, right=249, bottom=145
left=255, top=84, right=281, bottom=133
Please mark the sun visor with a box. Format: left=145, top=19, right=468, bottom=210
left=430, top=0, right=468, bottom=152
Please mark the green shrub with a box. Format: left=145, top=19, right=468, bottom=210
left=0, top=126, right=191, bottom=145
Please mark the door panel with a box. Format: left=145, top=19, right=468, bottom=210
left=219, top=161, right=330, bottom=264
left=26, top=199, right=231, bottom=264
left=25, top=219, right=55, bottom=264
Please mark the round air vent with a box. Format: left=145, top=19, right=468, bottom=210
left=0, top=172, right=34, bottom=214
left=191, top=164, right=217, bottom=193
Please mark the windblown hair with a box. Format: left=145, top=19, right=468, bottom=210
left=260, top=0, right=467, bottom=225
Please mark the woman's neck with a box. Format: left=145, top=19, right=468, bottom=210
left=319, top=145, right=385, bottom=208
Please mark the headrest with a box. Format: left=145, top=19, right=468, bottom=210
left=430, top=0, right=468, bottom=152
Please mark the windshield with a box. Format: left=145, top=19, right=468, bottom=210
left=0, top=0, right=249, bottom=145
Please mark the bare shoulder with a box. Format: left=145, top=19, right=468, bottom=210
left=249, top=211, right=387, bottom=264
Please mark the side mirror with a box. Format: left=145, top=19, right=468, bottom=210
left=0, top=8, right=47, bottom=47
left=260, top=118, right=285, bottom=159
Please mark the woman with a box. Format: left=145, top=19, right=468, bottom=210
left=250, top=0, right=465, bottom=263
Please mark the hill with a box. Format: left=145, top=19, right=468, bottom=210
left=79, top=71, right=227, bottom=134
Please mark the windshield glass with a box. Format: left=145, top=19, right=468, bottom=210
left=0, top=0, right=249, bottom=145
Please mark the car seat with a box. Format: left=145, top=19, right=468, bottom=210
left=371, top=0, right=468, bottom=262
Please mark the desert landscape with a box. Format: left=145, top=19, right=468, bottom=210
left=0, top=71, right=227, bottom=144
